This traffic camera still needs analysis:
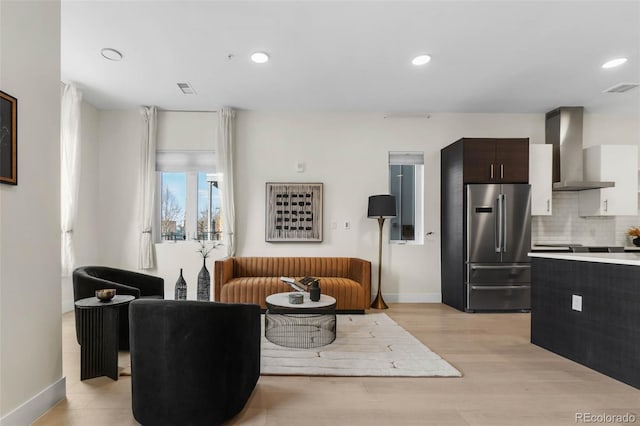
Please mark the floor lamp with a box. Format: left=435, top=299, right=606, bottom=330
left=367, top=194, right=397, bottom=309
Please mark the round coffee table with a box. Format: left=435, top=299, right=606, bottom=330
left=265, top=292, right=336, bottom=349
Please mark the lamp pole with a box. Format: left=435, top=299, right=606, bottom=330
left=371, top=216, right=388, bottom=309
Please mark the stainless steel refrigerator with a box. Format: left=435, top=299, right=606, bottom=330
left=464, top=184, right=531, bottom=311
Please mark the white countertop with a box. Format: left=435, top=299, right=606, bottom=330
left=530, top=245, right=571, bottom=251
left=531, top=246, right=640, bottom=252
left=528, top=252, right=640, bottom=266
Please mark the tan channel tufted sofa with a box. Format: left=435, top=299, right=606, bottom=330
left=214, top=257, right=371, bottom=313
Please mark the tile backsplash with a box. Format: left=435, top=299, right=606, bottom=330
left=532, top=192, right=640, bottom=246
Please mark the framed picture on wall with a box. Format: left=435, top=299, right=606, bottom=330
left=265, top=182, right=323, bottom=242
left=0, top=90, right=17, bottom=185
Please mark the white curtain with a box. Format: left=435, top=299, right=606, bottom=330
left=138, top=106, right=157, bottom=269
left=60, top=83, right=82, bottom=277
left=217, top=107, right=236, bottom=256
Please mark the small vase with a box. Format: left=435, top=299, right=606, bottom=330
left=633, top=237, right=640, bottom=247
left=197, top=259, right=210, bottom=301
left=175, top=268, right=187, bottom=300
left=310, top=281, right=321, bottom=302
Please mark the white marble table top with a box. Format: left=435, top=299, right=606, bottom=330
left=266, top=292, right=336, bottom=308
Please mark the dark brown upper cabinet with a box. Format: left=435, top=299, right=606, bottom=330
left=461, top=138, right=529, bottom=183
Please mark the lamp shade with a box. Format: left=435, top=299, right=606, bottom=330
left=367, top=195, right=397, bottom=218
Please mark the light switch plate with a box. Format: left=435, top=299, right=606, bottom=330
left=572, top=294, right=582, bottom=312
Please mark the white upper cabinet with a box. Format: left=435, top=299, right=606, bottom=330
left=579, top=145, right=639, bottom=216
left=529, top=144, right=553, bottom=215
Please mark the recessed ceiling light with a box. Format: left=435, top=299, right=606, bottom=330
left=250, top=52, right=269, bottom=64
left=602, top=57, right=627, bottom=69
left=411, top=54, right=431, bottom=66
left=101, top=48, right=123, bottom=61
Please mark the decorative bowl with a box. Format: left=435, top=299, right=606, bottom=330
left=96, top=288, right=116, bottom=302
left=289, top=293, right=304, bottom=304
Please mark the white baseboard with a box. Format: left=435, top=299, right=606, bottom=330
left=0, top=377, right=65, bottom=426
left=61, top=298, right=74, bottom=314
left=382, top=293, right=442, bottom=303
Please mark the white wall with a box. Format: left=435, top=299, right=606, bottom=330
left=157, top=111, right=216, bottom=151
left=583, top=113, right=640, bottom=153
left=0, top=0, right=65, bottom=423
left=234, top=112, right=545, bottom=301
left=93, top=110, right=547, bottom=302
left=97, top=110, right=142, bottom=271
left=90, top=109, right=638, bottom=302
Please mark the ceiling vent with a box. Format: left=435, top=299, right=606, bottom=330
left=602, top=83, right=639, bottom=93
left=177, top=82, right=196, bottom=95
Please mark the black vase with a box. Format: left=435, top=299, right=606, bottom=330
left=175, top=268, right=187, bottom=300
left=197, top=259, right=210, bottom=301
left=633, top=237, right=640, bottom=247
left=310, top=281, right=321, bottom=302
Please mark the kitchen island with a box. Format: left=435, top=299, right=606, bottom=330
left=528, top=252, right=640, bottom=389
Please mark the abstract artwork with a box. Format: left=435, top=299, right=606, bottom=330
left=265, top=182, right=323, bottom=242
left=0, top=91, right=17, bottom=185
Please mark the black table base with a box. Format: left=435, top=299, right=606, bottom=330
left=79, top=306, right=120, bottom=380
left=265, top=306, right=336, bottom=349
left=75, top=295, right=134, bottom=381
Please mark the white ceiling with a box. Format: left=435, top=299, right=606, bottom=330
left=61, top=1, right=640, bottom=114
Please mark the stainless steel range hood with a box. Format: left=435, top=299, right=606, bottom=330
left=545, top=106, right=615, bottom=191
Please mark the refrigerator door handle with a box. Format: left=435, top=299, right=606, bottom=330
left=495, top=195, right=502, bottom=253
left=502, top=193, right=508, bottom=253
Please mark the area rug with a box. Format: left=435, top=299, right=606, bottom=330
left=260, top=313, right=462, bottom=377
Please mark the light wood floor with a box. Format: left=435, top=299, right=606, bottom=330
left=35, top=304, right=639, bottom=425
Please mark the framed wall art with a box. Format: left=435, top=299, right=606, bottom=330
left=265, top=182, right=323, bottom=242
left=0, top=90, right=17, bottom=185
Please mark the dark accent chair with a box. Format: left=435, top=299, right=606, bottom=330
left=72, top=266, right=164, bottom=350
left=129, top=299, right=261, bottom=426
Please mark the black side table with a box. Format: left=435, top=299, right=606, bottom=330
left=75, top=295, right=135, bottom=380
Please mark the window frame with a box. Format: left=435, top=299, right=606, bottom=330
left=196, top=173, right=222, bottom=241
left=388, top=151, right=424, bottom=245
left=154, top=150, right=222, bottom=244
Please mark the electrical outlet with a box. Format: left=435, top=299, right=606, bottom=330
left=572, top=294, right=582, bottom=312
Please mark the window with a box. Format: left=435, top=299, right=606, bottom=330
left=161, top=172, right=186, bottom=240
left=388, top=151, right=424, bottom=244
left=197, top=172, right=222, bottom=241
left=156, top=151, right=222, bottom=243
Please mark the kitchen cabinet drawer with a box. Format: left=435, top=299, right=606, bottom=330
left=467, top=263, right=531, bottom=283
left=467, top=283, right=530, bottom=311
